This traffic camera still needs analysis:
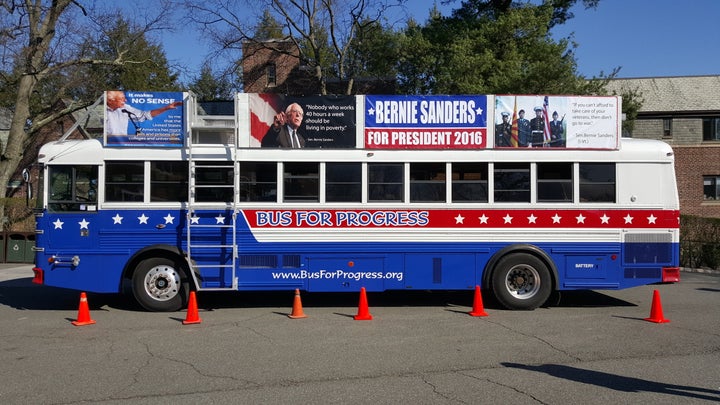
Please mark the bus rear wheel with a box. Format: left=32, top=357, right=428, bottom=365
left=491, top=253, right=552, bottom=310
left=132, top=257, right=189, bottom=312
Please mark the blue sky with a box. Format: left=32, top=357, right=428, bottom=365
left=161, top=0, right=720, bottom=83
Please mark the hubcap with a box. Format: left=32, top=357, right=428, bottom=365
left=144, top=265, right=180, bottom=301
left=505, top=264, right=540, bottom=300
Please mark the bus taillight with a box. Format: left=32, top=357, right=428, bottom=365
left=662, top=267, right=680, bottom=283
left=32, top=267, right=44, bottom=285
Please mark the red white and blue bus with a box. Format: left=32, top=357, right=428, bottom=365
left=31, top=92, right=680, bottom=311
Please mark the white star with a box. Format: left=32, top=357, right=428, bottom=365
left=138, top=214, right=149, bottom=224
left=215, top=214, right=226, bottom=224
left=552, top=214, right=562, bottom=224
left=624, top=214, right=634, bottom=224
left=478, top=214, right=489, bottom=224
left=503, top=214, right=513, bottom=224
left=454, top=214, right=465, bottom=224
left=575, top=214, right=586, bottom=224
left=647, top=214, right=657, bottom=224
left=78, top=218, right=90, bottom=229
left=600, top=214, right=610, bottom=224
left=475, top=106, right=484, bottom=115
left=164, top=213, right=175, bottom=224
left=53, top=219, right=64, bottom=229
left=190, top=216, right=200, bottom=224
left=368, top=106, right=375, bottom=116
left=527, top=214, right=537, bottom=224
left=112, top=214, right=123, bottom=224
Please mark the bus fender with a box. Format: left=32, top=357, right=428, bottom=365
left=121, top=244, right=194, bottom=290
left=481, top=244, right=559, bottom=291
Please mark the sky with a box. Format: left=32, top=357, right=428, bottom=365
left=160, top=0, right=720, bottom=83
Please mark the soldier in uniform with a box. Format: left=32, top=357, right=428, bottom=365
left=529, top=106, right=545, bottom=147
left=517, top=109, right=531, bottom=147
left=495, top=112, right=512, bottom=147
left=549, top=111, right=565, bottom=147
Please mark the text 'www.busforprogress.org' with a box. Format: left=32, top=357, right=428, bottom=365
left=271, top=270, right=403, bottom=282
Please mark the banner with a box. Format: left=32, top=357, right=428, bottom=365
left=494, top=95, right=619, bottom=149
left=364, top=95, right=488, bottom=149
left=249, top=94, right=356, bottom=148
left=104, top=91, right=184, bottom=147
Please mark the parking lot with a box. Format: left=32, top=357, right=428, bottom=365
left=0, top=264, right=718, bottom=404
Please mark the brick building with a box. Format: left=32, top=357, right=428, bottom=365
left=606, top=76, right=720, bottom=218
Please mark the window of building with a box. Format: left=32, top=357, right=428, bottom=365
left=494, top=163, right=530, bottom=202
left=452, top=162, right=488, bottom=202
left=267, top=64, right=277, bottom=87
left=579, top=163, right=616, bottom=203
left=368, top=163, right=403, bottom=202
left=326, top=163, right=361, bottom=202
left=240, top=162, right=277, bottom=202
left=663, top=118, right=672, bottom=138
left=410, top=162, right=446, bottom=202
left=537, top=162, right=572, bottom=202
left=703, top=176, right=720, bottom=200
left=702, top=117, right=720, bottom=141
left=283, top=162, right=319, bottom=202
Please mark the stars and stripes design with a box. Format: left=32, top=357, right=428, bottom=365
left=47, top=209, right=678, bottom=231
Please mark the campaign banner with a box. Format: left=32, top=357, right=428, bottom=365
left=249, top=94, right=356, bottom=148
left=494, top=95, right=619, bottom=149
left=364, top=95, right=488, bottom=149
left=104, top=91, right=184, bottom=147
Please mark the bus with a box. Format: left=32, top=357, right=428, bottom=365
left=31, top=92, right=680, bottom=311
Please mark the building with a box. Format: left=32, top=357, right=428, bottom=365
left=606, top=76, right=720, bottom=218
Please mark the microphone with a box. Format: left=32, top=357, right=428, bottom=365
left=121, top=109, right=142, bottom=134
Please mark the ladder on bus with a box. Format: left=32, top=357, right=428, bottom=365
left=185, top=98, right=239, bottom=292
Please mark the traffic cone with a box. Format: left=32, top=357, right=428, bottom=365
left=182, top=291, right=202, bottom=325
left=644, top=289, right=670, bottom=323
left=353, top=287, right=373, bottom=320
left=288, top=289, right=308, bottom=319
left=71, top=292, right=96, bottom=326
left=468, top=285, right=488, bottom=317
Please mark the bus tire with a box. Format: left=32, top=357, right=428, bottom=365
left=491, top=253, right=552, bottom=310
left=132, top=257, right=189, bottom=312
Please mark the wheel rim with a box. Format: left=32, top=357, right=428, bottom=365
left=143, top=265, right=180, bottom=302
left=504, top=264, right=541, bottom=300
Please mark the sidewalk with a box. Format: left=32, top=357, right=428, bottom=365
left=0, top=263, right=34, bottom=282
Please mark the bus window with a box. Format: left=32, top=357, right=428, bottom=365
left=196, top=161, right=234, bottom=202
left=326, top=163, right=361, bottom=202
left=579, top=163, right=616, bottom=202
left=494, top=162, right=530, bottom=202
left=368, top=163, right=403, bottom=202
left=48, top=165, right=98, bottom=211
left=284, top=162, right=319, bottom=202
left=240, top=162, right=277, bottom=202
left=106, top=162, right=144, bottom=202
left=452, top=162, right=488, bottom=202
left=537, top=162, right=573, bottom=202
left=151, top=161, right=188, bottom=202
left=410, top=162, right=446, bottom=203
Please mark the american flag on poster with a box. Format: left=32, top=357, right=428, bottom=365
left=543, top=96, right=551, bottom=144
left=249, top=94, right=283, bottom=147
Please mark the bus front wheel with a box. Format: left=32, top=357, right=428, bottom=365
left=132, top=257, right=189, bottom=312
left=491, top=253, right=552, bottom=310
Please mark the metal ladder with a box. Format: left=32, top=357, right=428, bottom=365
left=185, top=97, right=239, bottom=291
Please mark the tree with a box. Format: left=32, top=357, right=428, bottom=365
left=187, top=63, right=234, bottom=101
left=0, top=0, right=176, bottom=230
left=398, top=0, right=608, bottom=95
left=186, top=0, right=405, bottom=95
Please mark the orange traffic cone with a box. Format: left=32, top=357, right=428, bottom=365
left=71, top=292, right=96, bottom=326
left=182, top=291, right=202, bottom=325
left=288, top=289, right=308, bottom=319
left=644, top=289, right=669, bottom=323
left=354, top=287, right=373, bottom=320
left=468, top=285, right=488, bottom=317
